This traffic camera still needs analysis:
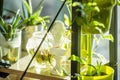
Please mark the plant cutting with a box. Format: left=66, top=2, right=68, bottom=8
left=0, top=10, right=21, bottom=41
left=74, top=0, right=116, bottom=34
left=21, top=0, right=49, bottom=28
left=69, top=0, right=116, bottom=80
left=0, top=10, right=22, bottom=63
left=21, top=0, right=50, bottom=51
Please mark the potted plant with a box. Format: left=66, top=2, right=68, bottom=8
left=75, top=0, right=116, bottom=34
left=0, top=10, right=22, bottom=63
left=68, top=0, right=116, bottom=80
left=21, top=0, right=50, bottom=51
left=69, top=33, right=114, bottom=80
left=21, top=0, right=49, bottom=28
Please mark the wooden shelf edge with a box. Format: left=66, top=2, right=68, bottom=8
left=0, top=68, right=69, bottom=80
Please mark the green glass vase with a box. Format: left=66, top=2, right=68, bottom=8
left=81, top=0, right=116, bottom=34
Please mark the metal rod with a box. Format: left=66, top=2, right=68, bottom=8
left=19, top=0, right=67, bottom=79
left=71, top=0, right=81, bottom=79
left=109, top=5, right=118, bottom=80
left=0, top=0, right=3, bottom=16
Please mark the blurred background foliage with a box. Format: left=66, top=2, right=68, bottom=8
left=1, top=0, right=68, bottom=23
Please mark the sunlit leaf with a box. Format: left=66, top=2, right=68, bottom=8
left=0, top=17, right=6, bottom=33
left=72, top=2, right=84, bottom=9
left=12, top=9, right=21, bottom=28
left=68, top=55, right=86, bottom=64
left=87, top=2, right=97, bottom=6
left=22, top=0, right=31, bottom=17
left=33, top=0, right=44, bottom=14
left=92, top=21, right=105, bottom=28
left=72, top=2, right=81, bottom=7
left=102, top=34, right=114, bottom=42
left=64, top=14, right=71, bottom=26
left=117, top=1, right=120, bottom=6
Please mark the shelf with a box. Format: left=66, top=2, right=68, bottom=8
left=0, top=55, right=70, bottom=80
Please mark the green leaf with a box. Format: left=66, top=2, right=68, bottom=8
left=72, top=2, right=83, bottom=8
left=87, top=2, right=97, bottom=6
left=22, top=0, right=31, bottom=17
left=33, top=0, right=44, bottom=14
left=102, top=34, right=114, bottom=42
left=12, top=10, right=20, bottom=24
left=22, top=0, right=27, bottom=19
left=0, top=17, right=5, bottom=27
left=94, top=6, right=100, bottom=12
left=13, top=15, right=21, bottom=29
left=87, top=64, right=97, bottom=75
left=117, top=1, right=120, bottom=6
left=32, top=9, right=42, bottom=18
left=68, top=55, right=85, bottom=64
left=0, top=17, right=6, bottom=33
left=72, top=2, right=80, bottom=7
left=96, top=61, right=102, bottom=76
left=4, top=8, right=16, bottom=15
left=64, top=14, right=71, bottom=26
left=0, top=9, right=21, bottom=40
left=92, top=21, right=105, bottom=28
left=85, top=4, right=100, bottom=13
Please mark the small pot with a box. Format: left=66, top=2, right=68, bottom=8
left=81, top=66, right=114, bottom=80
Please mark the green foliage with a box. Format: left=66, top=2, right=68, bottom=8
left=61, top=0, right=72, bottom=29
left=69, top=54, right=103, bottom=76
left=73, top=2, right=106, bottom=33
left=64, top=14, right=72, bottom=27
left=0, top=10, right=21, bottom=41
left=69, top=33, right=114, bottom=77
left=102, top=34, right=114, bottom=42
left=117, top=1, right=120, bottom=5
left=21, top=0, right=50, bottom=29
left=68, top=55, right=86, bottom=64
left=69, top=1, right=115, bottom=78
left=96, top=61, right=102, bottom=76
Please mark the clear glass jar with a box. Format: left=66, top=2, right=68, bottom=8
left=0, top=30, right=21, bottom=63
left=26, top=31, right=55, bottom=73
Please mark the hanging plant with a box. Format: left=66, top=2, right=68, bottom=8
left=73, top=0, right=116, bottom=34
